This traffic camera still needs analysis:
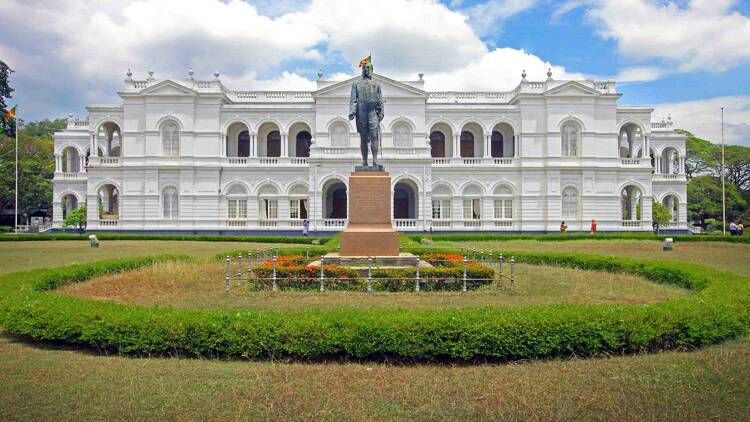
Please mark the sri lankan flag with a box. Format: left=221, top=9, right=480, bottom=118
left=4, top=106, right=15, bottom=124
left=357, top=54, right=371, bottom=68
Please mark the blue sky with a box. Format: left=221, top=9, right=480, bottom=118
left=1, top=0, right=749, bottom=145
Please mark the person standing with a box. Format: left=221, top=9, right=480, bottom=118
left=302, top=219, right=309, bottom=237
left=590, top=219, right=597, bottom=234
left=729, top=221, right=737, bottom=236
left=739, top=222, right=745, bottom=236
left=560, top=221, right=568, bottom=233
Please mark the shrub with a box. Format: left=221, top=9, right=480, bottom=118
left=62, top=206, right=87, bottom=233
left=0, top=226, right=12, bottom=233
left=0, top=233, right=326, bottom=244
left=409, top=232, right=750, bottom=244
left=1, top=251, right=748, bottom=361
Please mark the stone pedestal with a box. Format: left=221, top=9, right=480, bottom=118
left=340, top=171, right=400, bottom=257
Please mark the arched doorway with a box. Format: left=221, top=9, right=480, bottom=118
left=619, top=123, right=642, bottom=158
left=295, top=131, right=312, bottom=158
left=663, top=194, right=679, bottom=222
left=323, top=180, right=347, bottom=219
left=96, top=122, right=122, bottom=157
left=393, top=181, right=418, bottom=219
left=429, top=131, right=445, bottom=158
left=61, top=147, right=80, bottom=173
left=621, top=185, right=643, bottom=221
left=490, top=122, right=515, bottom=157
left=61, top=194, right=78, bottom=218
left=460, top=131, right=474, bottom=157
left=97, top=184, right=119, bottom=220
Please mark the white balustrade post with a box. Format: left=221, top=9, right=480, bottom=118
left=462, top=255, right=468, bottom=292
left=510, top=257, right=515, bottom=291
left=415, top=257, right=421, bottom=292
left=237, top=254, right=243, bottom=287
left=272, top=257, right=278, bottom=291
left=225, top=256, right=230, bottom=293
left=367, top=256, right=373, bottom=293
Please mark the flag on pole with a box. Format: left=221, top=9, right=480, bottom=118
left=4, top=106, right=15, bottom=123
left=357, top=54, right=372, bottom=68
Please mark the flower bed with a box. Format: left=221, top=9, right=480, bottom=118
left=249, top=254, right=494, bottom=291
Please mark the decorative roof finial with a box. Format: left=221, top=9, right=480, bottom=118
left=521, top=69, right=527, bottom=80
left=667, top=113, right=672, bottom=121
left=418, top=73, right=424, bottom=81
left=126, top=68, right=132, bottom=80
left=546, top=68, right=553, bottom=79
left=317, top=68, right=323, bottom=80
left=187, top=66, right=194, bottom=80
left=147, top=69, right=154, bottom=79
left=213, top=71, right=220, bottom=80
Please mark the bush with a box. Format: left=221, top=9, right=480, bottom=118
left=1, top=251, right=748, bottom=361
left=62, top=206, right=87, bottom=233
left=0, top=226, right=12, bottom=233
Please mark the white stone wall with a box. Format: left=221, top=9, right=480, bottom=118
left=51, top=74, right=688, bottom=232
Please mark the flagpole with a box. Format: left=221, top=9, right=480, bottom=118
left=721, top=107, right=726, bottom=236
left=14, top=106, right=18, bottom=233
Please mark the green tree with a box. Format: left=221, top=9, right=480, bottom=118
left=62, top=205, right=87, bottom=233
left=652, top=202, right=672, bottom=233
left=0, top=60, right=14, bottom=136
left=687, top=175, right=747, bottom=228
left=22, top=119, right=67, bottom=139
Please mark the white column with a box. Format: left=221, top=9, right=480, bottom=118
left=281, top=133, right=288, bottom=157
left=90, top=133, right=97, bottom=157
left=79, top=156, right=86, bottom=173
left=679, top=156, right=685, bottom=174
left=484, top=134, right=491, bottom=158
left=655, top=154, right=661, bottom=174
left=453, top=134, right=460, bottom=158
left=642, top=133, right=647, bottom=160
left=54, top=154, right=61, bottom=172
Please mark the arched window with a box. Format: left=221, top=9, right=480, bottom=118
left=493, top=185, right=513, bottom=219
left=393, top=123, right=412, bottom=147
left=331, top=123, right=349, bottom=147
left=226, top=185, right=248, bottom=220
left=430, top=131, right=446, bottom=158
left=431, top=185, right=452, bottom=220
left=266, top=131, right=281, bottom=157
left=295, top=131, right=312, bottom=158
left=460, top=131, right=475, bottom=157
left=238, top=131, right=250, bottom=157
left=162, top=186, right=179, bottom=219
left=561, top=122, right=579, bottom=157
left=561, top=187, right=579, bottom=219
left=162, top=122, right=180, bottom=156
left=491, top=132, right=504, bottom=158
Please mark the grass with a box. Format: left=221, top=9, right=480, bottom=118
left=0, top=238, right=749, bottom=420
left=0, top=240, right=303, bottom=275
left=435, top=238, right=750, bottom=278
left=57, top=261, right=688, bottom=311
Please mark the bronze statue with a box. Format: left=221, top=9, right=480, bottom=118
left=349, top=57, right=384, bottom=169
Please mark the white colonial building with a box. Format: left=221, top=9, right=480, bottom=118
left=52, top=69, right=688, bottom=233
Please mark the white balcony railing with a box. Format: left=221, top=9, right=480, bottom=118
left=290, top=157, right=308, bottom=165
left=493, top=158, right=513, bottom=165
left=226, top=220, right=247, bottom=227
left=463, top=220, right=481, bottom=228
left=259, top=158, right=278, bottom=165
left=60, top=172, right=86, bottom=180
left=393, top=219, right=417, bottom=228
left=228, top=157, right=248, bottom=165
left=462, top=158, right=481, bottom=165
left=432, top=158, right=451, bottom=165
left=494, top=220, right=513, bottom=228
left=621, top=220, right=642, bottom=228
left=259, top=220, right=278, bottom=227
left=99, top=157, right=120, bottom=165
left=323, top=218, right=347, bottom=228
left=653, top=173, right=684, bottom=181
left=432, top=220, right=452, bottom=228
left=99, top=220, right=119, bottom=227
left=621, top=158, right=640, bottom=166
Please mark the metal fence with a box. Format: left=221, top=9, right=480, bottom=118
left=222, top=249, right=516, bottom=293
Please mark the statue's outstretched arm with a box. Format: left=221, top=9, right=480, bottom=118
left=348, top=83, right=358, bottom=119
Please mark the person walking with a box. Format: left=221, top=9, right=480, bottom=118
left=590, top=219, right=597, bottom=234
left=302, top=219, right=310, bottom=237
left=729, top=221, right=737, bottom=236
left=560, top=221, right=568, bottom=233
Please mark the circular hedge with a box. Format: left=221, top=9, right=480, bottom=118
left=0, top=250, right=748, bottom=361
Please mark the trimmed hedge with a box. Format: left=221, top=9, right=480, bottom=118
left=411, top=232, right=750, bottom=244
left=1, top=251, right=749, bottom=361
left=0, top=233, right=326, bottom=244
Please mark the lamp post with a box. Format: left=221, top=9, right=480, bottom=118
left=721, top=107, right=726, bottom=236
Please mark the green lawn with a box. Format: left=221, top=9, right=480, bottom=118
left=1, top=238, right=749, bottom=421
left=58, top=260, right=687, bottom=311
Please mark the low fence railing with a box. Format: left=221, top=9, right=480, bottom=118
left=221, top=251, right=516, bottom=293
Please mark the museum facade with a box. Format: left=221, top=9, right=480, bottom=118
left=52, top=69, right=688, bottom=233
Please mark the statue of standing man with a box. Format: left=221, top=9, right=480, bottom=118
left=349, top=55, right=384, bottom=170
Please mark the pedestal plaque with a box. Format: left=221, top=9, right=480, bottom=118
left=340, top=171, right=400, bottom=256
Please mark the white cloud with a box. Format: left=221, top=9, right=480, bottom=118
left=422, top=47, right=584, bottom=91
left=1, top=0, right=583, bottom=118
left=462, top=0, right=538, bottom=37
left=614, top=66, right=665, bottom=83
left=586, top=0, right=750, bottom=73
left=654, top=96, right=750, bottom=146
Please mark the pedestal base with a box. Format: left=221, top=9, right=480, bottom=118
left=340, top=171, right=400, bottom=257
